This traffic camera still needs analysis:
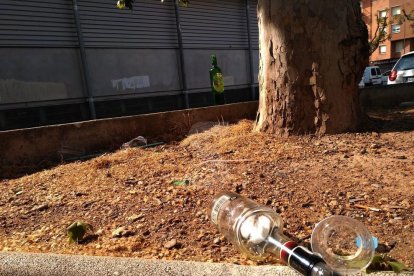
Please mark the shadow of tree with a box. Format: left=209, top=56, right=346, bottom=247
left=364, top=107, right=414, bottom=133
left=78, top=234, right=100, bottom=245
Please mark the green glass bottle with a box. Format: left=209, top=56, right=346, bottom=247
left=209, top=55, right=225, bottom=105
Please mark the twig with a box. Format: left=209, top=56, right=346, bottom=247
left=382, top=205, right=407, bottom=210
left=354, top=204, right=381, bottom=212
left=198, top=159, right=254, bottom=166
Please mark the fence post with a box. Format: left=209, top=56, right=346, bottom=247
left=72, top=0, right=96, bottom=119
left=245, top=0, right=256, bottom=101
left=174, top=0, right=190, bottom=109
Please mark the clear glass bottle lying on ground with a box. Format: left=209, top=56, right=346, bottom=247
left=210, top=191, right=376, bottom=276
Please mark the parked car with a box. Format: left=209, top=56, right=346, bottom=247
left=388, top=51, right=414, bottom=85
left=361, top=66, right=383, bottom=87
left=381, top=70, right=390, bottom=85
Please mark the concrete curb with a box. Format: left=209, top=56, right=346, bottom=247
left=0, top=252, right=410, bottom=276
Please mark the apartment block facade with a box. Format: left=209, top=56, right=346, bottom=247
left=361, top=0, right=414, bottom=69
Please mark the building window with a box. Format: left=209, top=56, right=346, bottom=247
left=391, top=6, right=401, bottom=16
left=379, top=45, right=387, bottom=54
left=394, top=41, right=404, bottom=53
left=392, top=24, right=401, bottom=33
left=379, top=10, right=387, bottom=18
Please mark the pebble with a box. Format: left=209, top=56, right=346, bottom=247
left=401, top=199, right=411, bottom=207
left=127, top=214, right=144, bottom=222
left=329, top=200, right=338, bottom=207
left=30, top=204, right=49, bottom=212
left=213, top=237, right=220, bottom=244
left=112, top=227, right=134, bottom=238
left=370, top=143, right=381, bottom=149
left=164, top=239, right=177, bottom=249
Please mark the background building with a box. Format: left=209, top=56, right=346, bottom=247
left=0, top=0, right=259, bottom=130
left=361, top=0, right=414, bottom=70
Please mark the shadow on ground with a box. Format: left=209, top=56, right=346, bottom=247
left=366, top=107, right=414, bottom=133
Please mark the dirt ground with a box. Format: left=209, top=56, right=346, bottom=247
left=0, top=109, right=413, bottom=269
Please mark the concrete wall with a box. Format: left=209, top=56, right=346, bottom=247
left=0, top=101, right=258, bottom=179
left=360, top=83, right=414, bottom=108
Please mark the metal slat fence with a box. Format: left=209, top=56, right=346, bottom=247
left=0, top=0, right=259, bottom=130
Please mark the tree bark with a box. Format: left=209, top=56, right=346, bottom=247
left=254, top=0, right=369, bottom=135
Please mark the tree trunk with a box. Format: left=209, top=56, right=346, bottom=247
left=254, top=0, right=369, bottom=135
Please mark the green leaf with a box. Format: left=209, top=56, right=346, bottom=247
left=67, top=221, right=93, bottom=244
left=366, top=255, right=387, bottom=274
left=365, top=254, right=409, bottom=274
left=171, top=180, right=190, bottom=186
left=388, top=261, right=407, bottom=273
left=179, top=0, right=189, bottom=7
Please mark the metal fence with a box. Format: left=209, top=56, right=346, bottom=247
left=0, top=0, right=259, bottom=130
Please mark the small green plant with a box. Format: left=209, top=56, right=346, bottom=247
left=366, top=254, right=409, bottom=274
left=171, top=179, right=190, bottom=186
left=67, top=221, right=93, bottom=244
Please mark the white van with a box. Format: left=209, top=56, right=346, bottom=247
left=360, top=66, right=383, bottom=87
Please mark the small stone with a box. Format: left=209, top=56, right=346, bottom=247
left=329, top=200, right=338, bottom=207
left=31, top=204, right=49, bottom=212
left=213, top=237, right=220, bottom=244
left=112, top=227, right=125, bottom=238
left=196, top=233, right=205, bottom=241
left=396, top=155, right=407, bottom=160
left=73, top=191, right=87, bottom=197
left=127, top=213, right=144, bottom=222
left=112, top=227, right=134, bottom=238
left=164, top=239, right=177, bottom=249
left=360, top=148, right=368, bottom=154
left=370, top=143, right=381, bottom=149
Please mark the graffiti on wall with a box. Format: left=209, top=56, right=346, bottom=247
left=111, top=75, right=150, bottom=91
